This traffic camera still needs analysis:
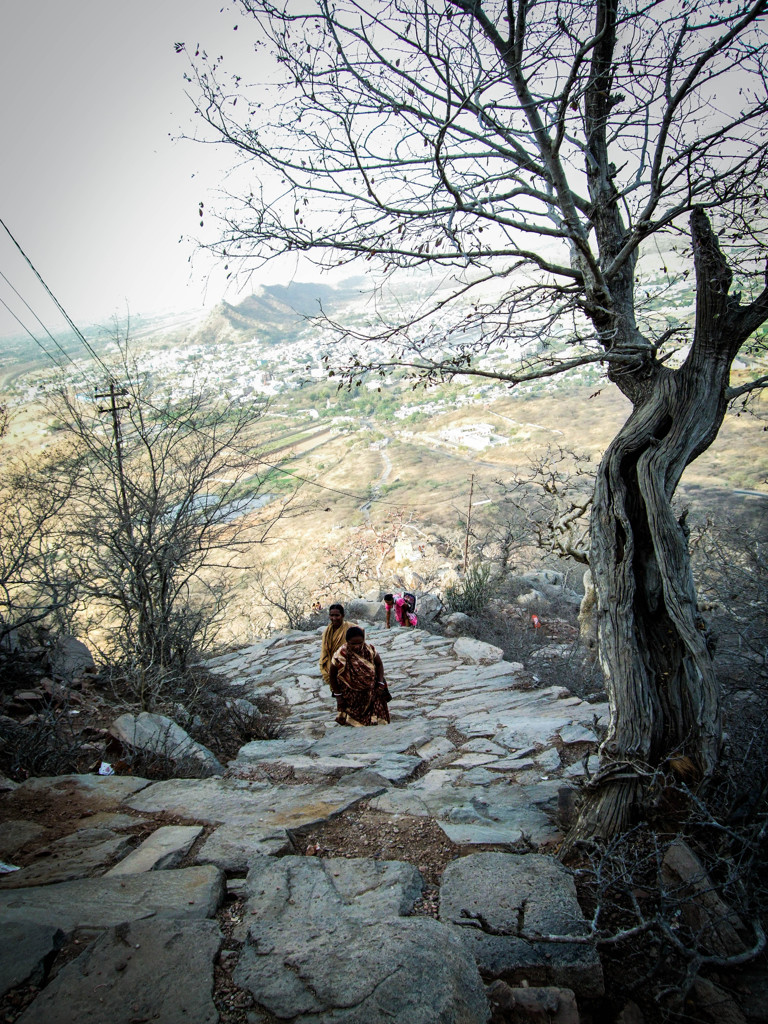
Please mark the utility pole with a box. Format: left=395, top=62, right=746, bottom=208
left=95, top=380, right=131, bottom=528
left=463, top=473, right=474, bottom=574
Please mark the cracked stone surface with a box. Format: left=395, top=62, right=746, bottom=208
left=0, top=864, right=225, bottom=931
left=2, top=623, right=607, bottom=1019
left=215, top=625, right=606, bottom=851
left=439, top=852, right=604, bottom=998
left=15, top=918, right=222, bottom=1024
left=0, top=828, right=134, bottom=889
left=235, top=856, right=490, bottom=1023
left=105, top=824, right=204, bottom=875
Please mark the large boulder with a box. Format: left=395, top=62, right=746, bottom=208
left=518, top=570, right=565, bottom=588
left=442, top=611, right=475, bottom=637
left=415, top=592, right=443, bottom=623
left=514, top=590, right=553, bottom=612
left=345, top=598, right=385, bottom=623
left=109, top=713, right=224, bottom=777
left=393, top=538, right=425, bottom=566
left=453, top=637, right=504, bottom=665
left=48, top=636, right=95, bottom=682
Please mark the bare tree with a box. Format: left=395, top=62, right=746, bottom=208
left=493, top=446, right=594, bottom=566
left=0, top=443, right=79, bottom=646
left=186, top=0, right=768, bottom=840
left=252, top=555, right=313, bottom=630
left=49, top=342, right=295, bottom=703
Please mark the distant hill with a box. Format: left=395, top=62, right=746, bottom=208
left=191, top=279, right=366, bottom=346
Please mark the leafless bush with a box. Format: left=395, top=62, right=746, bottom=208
left=0, top=445, right=79, bottom=647
left=46, top=335, right=302, bottom=702
left=251, top=556, right=313, bottom=631
left=491, top=447, right=594, bottom=566
left=0, top=702, right=96, bottom=780
left=561, top=764, right=767, bottom=1022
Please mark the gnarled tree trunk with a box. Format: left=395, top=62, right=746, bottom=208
left=564, top=210, right=767, bottom=847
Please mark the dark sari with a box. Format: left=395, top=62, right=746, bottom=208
left=329, top=641, right=390, bottom=727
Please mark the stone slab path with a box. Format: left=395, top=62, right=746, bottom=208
left=0, top=625, right=609, bottom=1022
left=208, top=625, right=607, bottom=851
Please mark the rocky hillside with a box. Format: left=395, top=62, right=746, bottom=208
left=1, top=625, right=611, bottom=1023
left=2, top=623, right=762, bottom=1024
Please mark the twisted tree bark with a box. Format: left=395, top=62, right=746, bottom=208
left=564, top=210, right=768, bottom=847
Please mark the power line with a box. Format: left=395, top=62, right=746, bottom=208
left=0, top=293, right=71, bottom=372
left=0, top=268, right=81, bottom=370
left=0, top=216, right=112, bottom=377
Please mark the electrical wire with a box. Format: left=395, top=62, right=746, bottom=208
left=0, top=216, right=113, bottom=378
left=0, top=293, right=71, bottom=372
left=0, top=268, right=81, bottom=371
left=0, top=238, right=420, bottom=509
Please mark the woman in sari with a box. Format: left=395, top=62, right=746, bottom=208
left=329, top=626, right=390, bottom=727
left=319, top=603, right=352, bottom=690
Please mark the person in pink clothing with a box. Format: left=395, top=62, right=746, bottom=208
left=393, top=592, right=417, bottom=628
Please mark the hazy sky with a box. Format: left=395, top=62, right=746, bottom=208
left=0, top=0, right=290, bottom=341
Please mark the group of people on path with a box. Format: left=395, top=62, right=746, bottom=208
left=318, top=593, right=416, bottom=727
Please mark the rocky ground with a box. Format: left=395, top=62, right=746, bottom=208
left=1, top=624, right=765, bottom=1024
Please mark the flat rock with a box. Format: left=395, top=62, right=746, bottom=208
left=0, top=820, right=47, bottom=859
left=436, top=809, right=554, bottom=847
left=68, top=811, right=148, bottom=831
left=0, top=864, right=225, bottom=931
left=416, top=736, right=456, bottom=760
left=232, top=737, right=314, bottom=763
left=462, top=739, right=509, bottom=755
left=439, top=852, right=603, bottom=998
left=460, top=767, right=497, bottom=786
left=370, top=753, right=422, bottom=782
left=368, top=790, right=431, bottom=816
left=236, top=856, right=489, bottom=1023
left=0, top=829, right=134, bottom=889
left=195, top=825, right=293, bottom=872
left=449, top=752, right=501, bottom=768
left=558, top=723, right=597, bottom=744
left=245, top=855, right=424, bottom=921
left=16, top=918, right=222, bottom=1024
left=493, top=716, right=575, bottom=750
left=533, top=748, right=562, bottom=772
left=105, top=824, right=203, bottom=875
left=0, top=920, right=65, bottom=997
left=125, top=773, right=386, bottom=831
left=309, top=718, right=443, bottom=757
left=240, top=754, right=374, bottom=778
left=0, top=774, right=150, bottom=814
